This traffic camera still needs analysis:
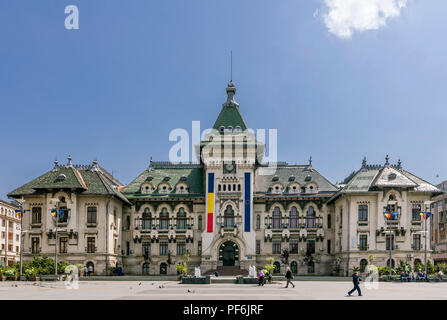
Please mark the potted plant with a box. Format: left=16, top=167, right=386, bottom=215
left=0, top=267, right=6, bottom=281
left=265, top=257, right=275, bottom=284
left=176, top=263, right=187, bottom=281
left=24, top=267, right=39, bottom=281
left=5, top=267, right=18, bottom=281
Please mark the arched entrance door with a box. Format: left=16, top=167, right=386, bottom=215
left=220, top=241, right=238, bottom=266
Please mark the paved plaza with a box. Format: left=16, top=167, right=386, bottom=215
left=0, top=280, right=446, bottom=300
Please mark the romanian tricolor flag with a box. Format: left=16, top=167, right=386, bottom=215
left=15, top=209, right=22, bottom=219
left=207, top=173, right=214, bottom=233
left=384, top=212, right=392, bottom=220
left=420, top=211, right=431, bottom=220
left=51, top=209, right=57, bottom=218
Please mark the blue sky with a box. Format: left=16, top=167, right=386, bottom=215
left=1, top=0, right=446, bottom=200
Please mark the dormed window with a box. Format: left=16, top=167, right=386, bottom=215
left=306, top=183, right=318, bottom=194
left=271, top=183, right=283, bottom=194
left=158, top=183, right=171, bottom=194
left=288, top=183, right=300, bottom=194
left=141, top=183, right=154, bottom=194
left=176, top=183, right=188, bottom=194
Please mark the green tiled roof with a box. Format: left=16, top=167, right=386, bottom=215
left=213, top=105, right=247, bottom=131
left=122, top=162, right=204, bottom=198
left=8, top=164, right=131, bottom=205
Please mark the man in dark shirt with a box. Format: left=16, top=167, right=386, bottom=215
left=347, top=272, right=362, bottom=296
left=285, top=267, right=295, bottom=288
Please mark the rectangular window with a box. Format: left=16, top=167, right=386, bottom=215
left=386, top=234, right=394, bottom=250
left=126, top=241, right=130, bottom=256
left=31, top=237, right=40, bottom=254
left=358, top=205, right=368, bottom=222
left=256, top=240, right=261, bottom=254
left=359, top=234, right=367, bottom=251
left=32, top=207, right=42, bottom=224
left=412, top=204, right=422, bottom=221
left=290, top=240, right=298, bottom=254
left=142, top=242, right=151, bottom=257
left=413, top=234, right=421, bottom=250
left=16, top=234, right=19, bottom=242
left=87, top=237, right=96, bottom=253
left=327, top=214, right=332, bottom=229
left=160, top=242, right=168, bottom=256
left=198, top=241, right=202, bottom=256
left=327, top=240, right=331, bottom=254
left=306, top=240, right=315, bottom=255
left=177, top=242, right=186, bottom=256
left=272, top=240, right=281, bottom=254
left=87, top=207, right=97, bottom=225
left=60, top=237, right=68, bottom=253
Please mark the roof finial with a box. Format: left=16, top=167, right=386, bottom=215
left=92, top=158, right=99, bottom=170
left=309, top=156, right=312, bottom=166
left=230, top=50, right=233, bottom=82
left=67, top=155, right=72, bottom=167
left=385, top=154, right=389, bottom=166
left=362, top=156, right=367, bottom=168
left=397, top=158, right=402, bottom=169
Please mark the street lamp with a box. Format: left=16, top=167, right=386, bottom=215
left=50, top=198, right=60, bottom=276
left=15, top=197, right=25, bottom=280
left=423, top=200, right=432, bottom=281
left=386, top=199, right=397, bottom=279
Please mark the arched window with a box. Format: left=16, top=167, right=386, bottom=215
left=58, top=196, right=69, bottom=223
left=289, top=207, right=298, bottom=228
left=224, top=205, right=235, bottom=228
left=386, top=259, right=395, bottom=269
left=273, top=261, right=281, bottom=274
left=223, top=184, right=226, bottom=191
left=218, top=185, right=221, bottom=192
left=198, top=215, right=203, bottom=231
left=177, top=208, right=187, bottom=229
left=360, top=259, right=368, bottom=273
left=291, top=261, right=298, bottom=274
left=272, top=207, right=282, bottom=229
left=308, top=261, right=315, bottom=273
left=142, top=263, right=150, bottom=275
left=233, top=184, right=236, bottom=191
left=414, top=259, right=422, bottom=271
left=160, top=208, right=169, bottom=229
left=160, top=263, right=167, bottom=275
left=238, top=184, right=241, bottom=191
left=306, top=206, right=316, bottom=228
left=256, top=215, right=261, bottom=230
left=142, top=208, right=152, bottom=230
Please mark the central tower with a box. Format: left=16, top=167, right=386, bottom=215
left=199, top=81, right=259, bottom=272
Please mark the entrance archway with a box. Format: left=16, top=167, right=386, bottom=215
left=219, top=241, right=238, bottom=266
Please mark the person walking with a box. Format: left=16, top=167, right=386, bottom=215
left=88, top=264, right=93, bottom=277
left=438, top=270, right=444, bottom=282
left=347, top=272, right=362, bottom=297
left=285, top=267, right=295, bottom=288
left=258, top=269, right=265, bottom=286
left=83, top=266, right=88, bottom=278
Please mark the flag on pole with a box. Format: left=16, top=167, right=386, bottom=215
left=15, top=209, right=22, bottom=219
left=420, top=211, right=431, bottom=220
left=51, top=209, right=57, bottom=218
left=384, top=212, right=392, bottom=220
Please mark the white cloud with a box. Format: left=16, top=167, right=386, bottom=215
left=322, top=0, right=407, bottom=39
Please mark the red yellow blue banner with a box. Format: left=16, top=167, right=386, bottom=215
left=420, top=211, right=431, bottom=219
left=207, top=173, right=214, bottom=233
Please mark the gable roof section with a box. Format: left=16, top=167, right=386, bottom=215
left=8, top=163, right=131, bottom=205
left=122, top=162, right=204, bottom=199
left=254, top=164, right=338, bottom=195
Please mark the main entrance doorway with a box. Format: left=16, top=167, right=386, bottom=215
left=220, top=241, right=238, bottom=266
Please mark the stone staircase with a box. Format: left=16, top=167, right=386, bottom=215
left=206, top=266, right=248, bottom=276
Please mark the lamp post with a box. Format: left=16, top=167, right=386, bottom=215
left=386, top=200, right=397, bottom=279
left=50, top=198, right=60, bottom=276
left=423, top=201, right=432, bottom=281
left=16, top=198, right=25, bottom=279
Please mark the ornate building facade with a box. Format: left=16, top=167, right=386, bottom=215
left=8, top=81, right=443, bottom=276
left=0, top=200, right=20, bottom=267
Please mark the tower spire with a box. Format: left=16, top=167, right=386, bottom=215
left=230, top=50, right=233, bottom=82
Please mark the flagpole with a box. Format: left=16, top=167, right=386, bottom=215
left=19, top=202, right=23, bottom=278
left=55, top=207, right=58, bottom=276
